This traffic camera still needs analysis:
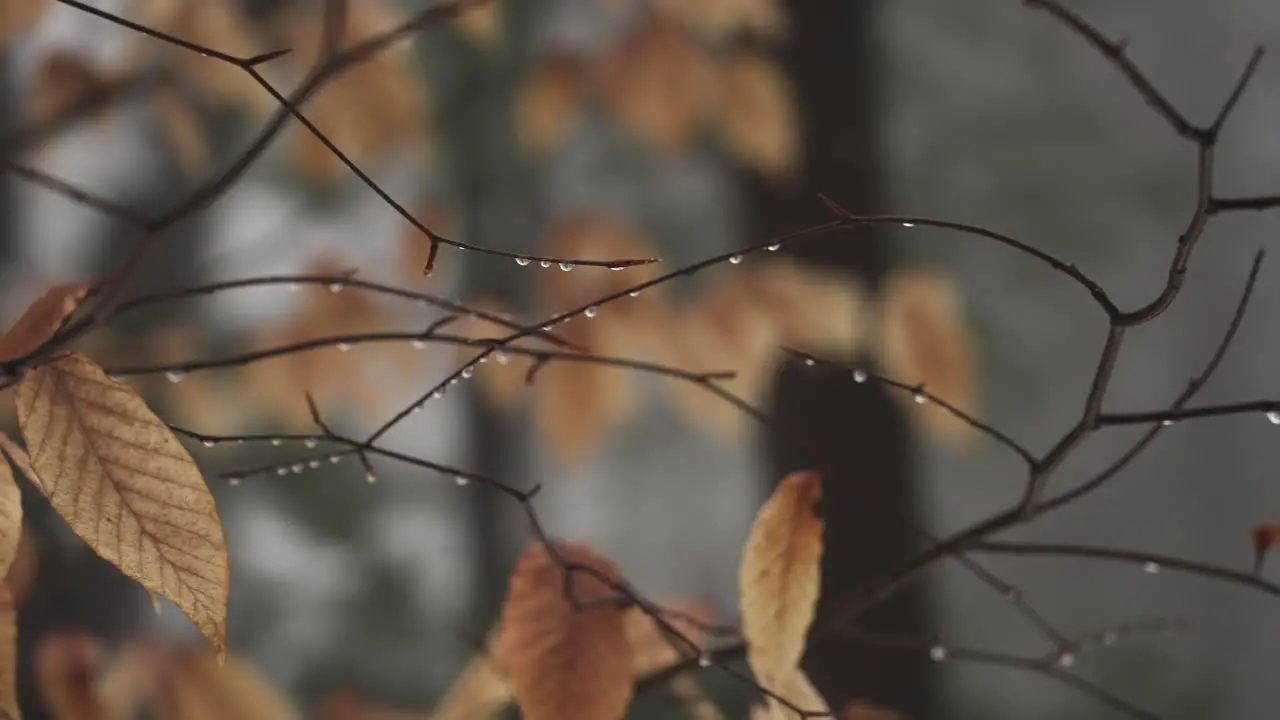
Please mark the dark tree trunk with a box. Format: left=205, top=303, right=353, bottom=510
left=753, top=2, right=940, bottom=717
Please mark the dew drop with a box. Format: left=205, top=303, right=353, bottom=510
left=289, top=282, right=301, bottom=292
left=729, top=255, right=743, bottom=265
left=902, top=222, right=915, bottom=228
left=929, top=645, right=948, bottom=662
left=228, top=476, right=242, bottom=486
left=1142, top=561, right=1161, bottom=574
left=1161, top=419, right=1175, bottom=427
left=291, top=463, right=304, bottom=474
left=165, top=370, right=186, bottom=384
left=411, top=403, right=423, bottom=413
left=308, top=460, right=321, bottom=469
left=540, top=260, right=551, bottom=268
left=767, top=244, right=781, bottom=252
left=1267, top=410, right=1280, bottom=425
left=515, top=257, right=532, bottom=266
left=270, top=439, right=282, bottom=447
left=454, top=475, right=469, bottom=487
left=803, top=358, right=816, bottom=367
left=202, top=439, right=216, bottom=448
left=275, top=466, right=288, bottom=476
left=853, top=369, right=868, bottom=383
left=697, top=654, right=712, bottom=668
left=461, top=366, right=474, bottom=379
left=1102, top=631, right=1119, bottom=646
left=495, top=352, right=510, bottom=365
left=628, top=290, right=641, bottom=298
left=432, top=390, right=444, bottom=399
left=329, top=455, right=341, bottom=464
left=913, top=391, right=927, bottom=404
left=304, top=438, right=318, bottom=449
left=337, top=342, right=352, bottom=352
left=1056, top=652, right=1076, bottom=668
left=584, top=306, right=598, bottom=318
left=559, top=262, right=574, bottom=272
left=328, top=282, right=345, bottom=293
left=449, top=377, right=459, bottom=385
left=411, top=339, right=425, bottom=349
left=365, top=471, right=377, bottom=484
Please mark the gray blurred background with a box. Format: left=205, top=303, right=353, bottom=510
left=2, top=0, right=1279, bottom=718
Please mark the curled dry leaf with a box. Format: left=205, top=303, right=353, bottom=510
left=714, top=50, right=799, bottom=181
left=0, top=281, right=89, bottom=364
left=0, top=445, right=22, bottom=587
left=0, top=586, right=15, bottom=720
left=653, top=0, right=787, bottom=41
left=15, top=353, right=230, bottom=658
left=739, top=471, right=824, bottom=717
left=598, top=18, right=716, bottom=155
left=0, top=0, right=47, bottom=47
left=516, top=53, right=587, bottom=155
left=876, top=268, right=978, bottom=449
left=429, top=629, right=510, bottom=720
left=1252, top=523, right=1280, bottom=573
left=497, top=542, right=633, bottom=720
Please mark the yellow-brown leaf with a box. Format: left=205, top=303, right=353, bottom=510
left=0, top=442, right=22, bottom=588
left=36, top=634, right=106, bottom=720
left=516, top=54, right=586, bottom=154
left=497, top=542, right=632, bottom=720
left=430, top=630, right=510, bottom=720
left=0, top=586, right=17, bottom=720
left=15, top=353, right=229, bottom=657
left=0, top=281, right=89, bottom=364
left=715, top=50, right=798, bottom=181
left=876, top=268, right=978, bottom=448
left=738, top=471, right=823, bottom=700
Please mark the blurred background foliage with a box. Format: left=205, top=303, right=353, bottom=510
left=2, top=0, right=1280, bottom=718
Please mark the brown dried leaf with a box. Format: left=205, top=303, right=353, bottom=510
left=497, top=542, right=633, bottom=720
left=0, top=588, right=16, bottom=720
left=36, top=634, right=106, bottom=720
left=151, top=646, right=298, bottom=720
left=0, top=445, right=21, bottom=589
left=752, top=262, right=870, bottom=359
left=24, top=52, right=116, bottom=130
left=1252, top=523, right=1280, bottom=573
left=624, top=600, right=716, bottom=676
left=598, top=18, right=716, bottom=155
left=0, top=0, right=47, bottom=47
left=16, top=353, right=230, bottom=658
left=766, top=668, right=828, bottom=718
left=715, top=50, right=799, bottom=181
left=877, top=268, right=978, bottom=448
left=516, top=53, right=586, bottom=154
left=0, top=281, right=90, bottom=364
left=664, top=278, right=781, bottom=442
left=152, top=87, right=211, bottom=178
left=430, top=630, right=510, bottom=720
left=739, top=471, right=823, bottom=706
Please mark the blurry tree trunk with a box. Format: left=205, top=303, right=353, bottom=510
left=753, top=2, right=939, bottom=716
